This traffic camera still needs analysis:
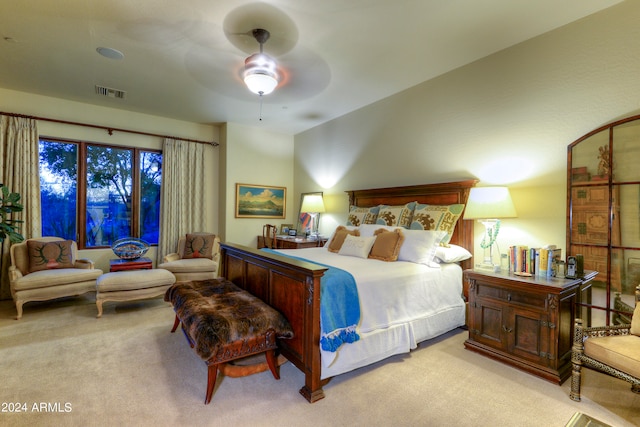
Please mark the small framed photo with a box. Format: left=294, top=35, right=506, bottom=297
left=280, top=223, right=293, bottom=235
left=235, top=184, right=286, bottom=218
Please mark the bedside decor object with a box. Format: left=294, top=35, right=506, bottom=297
left=463, top=187, right=517, bottom=272
left=299, top=192, right=325, bottom=238
left=111, top=237, right=150, bottom=260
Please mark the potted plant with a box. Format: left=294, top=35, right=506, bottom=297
left=0, top=184, right=24, bottom=244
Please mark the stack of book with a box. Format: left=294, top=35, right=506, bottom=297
left=508, top=245, right=562, bottom=277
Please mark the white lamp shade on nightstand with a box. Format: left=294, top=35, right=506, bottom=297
left=300, top=194, right=326, bottom=214
left=463, top=187, right=517, bottom=220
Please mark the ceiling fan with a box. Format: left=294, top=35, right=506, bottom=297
left=242, top=28, right=279, bottom=96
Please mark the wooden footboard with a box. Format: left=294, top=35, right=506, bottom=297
left=219, top=242, right=328, bottom=402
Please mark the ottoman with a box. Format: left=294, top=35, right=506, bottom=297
left=96, top=268, right=176, bottom=317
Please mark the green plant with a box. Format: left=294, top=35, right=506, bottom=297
left=0, top=184, right=24, bottom=243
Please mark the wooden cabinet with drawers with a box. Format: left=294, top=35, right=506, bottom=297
left=464, top=269, right=597, bottom=384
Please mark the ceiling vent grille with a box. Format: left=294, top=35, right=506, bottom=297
left=95, top=85, right=126, bottom=99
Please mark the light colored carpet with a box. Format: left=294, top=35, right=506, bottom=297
left=0, top=295, right=638, bottom=427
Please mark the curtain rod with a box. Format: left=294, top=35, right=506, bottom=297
left=0, top=111, right=219, bottom=146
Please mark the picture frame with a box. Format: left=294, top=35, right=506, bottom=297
left=235, top=184, right=286, bottom=218
left=279, top=223, right=294, bottom=235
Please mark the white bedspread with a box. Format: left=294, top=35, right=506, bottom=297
left=273, top=247, right=465, bottom=377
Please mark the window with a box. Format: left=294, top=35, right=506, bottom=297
left=39, top=139, right=162, bottom=248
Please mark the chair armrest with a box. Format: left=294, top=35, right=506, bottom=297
left=163, top=253, right=180, bottom=263
left=8, top=265, right=23, bottom=282
left=74, top=258, right=95, bottom=269
left=582, top=323, right=631, bottom=338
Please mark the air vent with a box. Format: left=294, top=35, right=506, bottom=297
left=95, top=85, right=126, bottom=99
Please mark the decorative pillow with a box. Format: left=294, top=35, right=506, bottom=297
left=410, top=203, right=465, bottom=245
left=369, top=228, right=405, bottom=262
left=376, top=202, right=416, bottom=228
left=183, top=233, right=215, bottom=259
left=358, top=223, right=395, bottom=238
left=434, top=244, right=473, bottom=263
left=28, top=240, right=74, bottom=273
left=338, top=235, right=377, bottom=259
left=346, top=205, right=379, bottom=227
left=631, top=302, right=640, bottom=336
left=397, top=230, right=446, bottom=266
left=327, top=226, right=360, bottom=253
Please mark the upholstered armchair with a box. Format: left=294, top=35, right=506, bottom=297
left=570, top=285, right=640, bottom=401
left=158, top=233, right=220, bottom=282
left=9, top=237, right=103, bottom=319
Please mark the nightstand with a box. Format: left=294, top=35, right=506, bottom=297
left=464, top=269, right=597, bottom=384
left=257, top=235, right=327, bottom=249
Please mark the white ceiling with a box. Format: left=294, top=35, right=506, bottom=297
left=0, top=0, right=623, bottom=135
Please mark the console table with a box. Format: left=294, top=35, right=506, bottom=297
left=109, top=257, right=153, bottom=272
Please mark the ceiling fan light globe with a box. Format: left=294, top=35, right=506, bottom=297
left=244, top=53, right=279, bottom=95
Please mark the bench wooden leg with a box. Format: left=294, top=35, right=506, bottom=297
left=265, top=349, right=280, bottom=380
left=205, top=364, right=218, bottom=405
left=171, top=315, right=180, bottom=333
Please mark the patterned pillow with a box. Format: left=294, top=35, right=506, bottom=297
left=182, top=233, right=215, bottom=259
left=27, top=240, right=74, bottom=273
left=369, top=228, right=405, bottom=262
left=376, top=202, right=416, bottom=228
left=327, top=226, right=360, bottom=253
left=346, top=205, right=379, bottom=227
left=410, top=203, right=465, bottom=245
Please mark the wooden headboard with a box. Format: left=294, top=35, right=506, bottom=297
left=346, top=179, right=478, bottom=270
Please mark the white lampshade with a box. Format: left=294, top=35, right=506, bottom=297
left=243, top=53, right=278, bottom=95
left=300, top=194, right=326, bottom=213
left=463, top=187, right=517, bottom=220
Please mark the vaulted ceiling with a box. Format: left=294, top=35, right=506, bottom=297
left=0, top=0, right=623, bottom=134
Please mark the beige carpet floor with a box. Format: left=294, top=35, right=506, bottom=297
left=0, top=295, right=638, bottom=427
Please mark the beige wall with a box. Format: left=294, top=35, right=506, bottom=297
left=294, top=1, right=640, bottom=264
left=0, top=87, right=219, bottom=272
left=220, top=123, right=294, bottom=247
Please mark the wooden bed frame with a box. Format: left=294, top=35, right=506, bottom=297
left=219, top=180, right=477, bottom=402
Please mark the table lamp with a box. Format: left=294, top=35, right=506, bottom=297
left=463, top=187, right=517, bottom=272
left=300, top=194, right=325, bottom=239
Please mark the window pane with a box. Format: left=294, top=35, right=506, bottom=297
left=140, top=151, right=162, bottom=244
left=86, top=146, right=132, bottom=247
left=39, top=140, right=77, bottom=240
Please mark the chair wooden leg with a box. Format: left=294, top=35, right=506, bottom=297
left=205, top=364, right=218, bottom=405
left=265, top=349, right=280, bottom=380
left=570, top=364, right=582, bottom=402
left=171, top=315, right=180, bottom=332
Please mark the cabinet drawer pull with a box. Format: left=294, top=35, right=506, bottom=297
left=507, top=293, right=512, bottom=302
left=502, top=325, right=512, bottom=333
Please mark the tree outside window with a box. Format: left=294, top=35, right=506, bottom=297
left=39, top=139, right=162, bottom=248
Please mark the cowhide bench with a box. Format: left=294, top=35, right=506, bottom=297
left=95, top=268, right=176, bottom=318
left=164, top=278, right=294, bottom=404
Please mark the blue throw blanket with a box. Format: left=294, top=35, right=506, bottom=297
left=262, top=249, right=360, bottom=352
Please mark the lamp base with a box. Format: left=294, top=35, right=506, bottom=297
left=475, top=262, right=501, bottom=273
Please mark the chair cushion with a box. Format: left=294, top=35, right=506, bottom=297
left=158, top=258, right=218, bottom=273
left=13, top=268, right=103, bottom=291
left=27, top=240, right=74, bottom=273
left=97, top=269, right=175, bottom=292
left=182, top=233, right=215, bottom=259
left=584, top=334, right=640, bottom=379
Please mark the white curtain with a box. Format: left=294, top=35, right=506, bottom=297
left=0, top=115, right=41, bottom=299
left=157, top=138, right=206, bottom=262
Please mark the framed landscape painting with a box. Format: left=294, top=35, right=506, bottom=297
left=235, top=184, right=286, bottom=218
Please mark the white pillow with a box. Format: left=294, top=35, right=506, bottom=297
left=397, top=229, right=446, bottom=266
left=358, top=223, right=395, bottom=238
left=338, top=235, right=377, bottom=259
left=434, top=244, right=472, bottom=263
